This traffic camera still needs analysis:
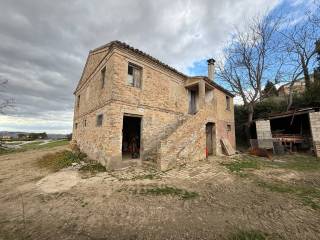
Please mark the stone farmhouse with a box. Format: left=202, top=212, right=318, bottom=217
left=72, top=41, right=235, bottom=170
left=277, top=75, right=315, bottom=97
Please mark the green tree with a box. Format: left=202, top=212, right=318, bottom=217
left=263, top=81, right=278, bottom=97
left=39, top=132, right=47, bottom=139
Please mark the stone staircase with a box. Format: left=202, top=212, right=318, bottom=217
left=142, top=114, right=190, bottom=162
left=156, top=107, right=212, bottom=171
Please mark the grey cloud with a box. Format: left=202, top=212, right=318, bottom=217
left=0, top=0, right=280, bottom=132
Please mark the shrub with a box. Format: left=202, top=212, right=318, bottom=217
left=36, top=150, right=86, bottom=172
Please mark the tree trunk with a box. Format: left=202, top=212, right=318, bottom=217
left=301, top=56, right=310, bottom=90
left=286, top=85, right=294, bottom=111
left=245, top=104, right=254, bottom=145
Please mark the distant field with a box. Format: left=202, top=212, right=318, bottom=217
left=0, top=139, right=69, bottom=155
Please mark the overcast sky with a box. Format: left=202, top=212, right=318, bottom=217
left=0, top=0, right=312, bottom=133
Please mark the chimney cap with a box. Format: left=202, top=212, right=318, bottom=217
left=207, top=58, right=216, bottom=64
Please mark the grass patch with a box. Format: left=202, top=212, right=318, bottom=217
left=222, top=158, right=261, bottom=172
left=79, top=161, right=106, bottom=173
left=227, top=154, right=320, bottom=173
left=257, top=181, right=320, bottom=210
left=139, top=186, right=199, bottom=200
left=41, top=140, right=69, bottom=148
left=228, top=230, right=267, bottom=240
left=24, top=140, right=69, bottom=150
left=0, top=147, right=24, bottom=155
left=36, top=150, right=86, bottom=172
left=0, top=140, right=69, bottom=156
left=267, top=154, right=320, bottom=171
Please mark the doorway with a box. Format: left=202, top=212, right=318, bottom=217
left=206, top=122, right=216, bottom=156
left=122, top=115, right=141, bottom=160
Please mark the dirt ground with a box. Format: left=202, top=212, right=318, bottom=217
left=0, top=147, right=320, bottom=240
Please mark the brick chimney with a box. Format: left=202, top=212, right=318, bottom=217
left=207, top=58, right=216, bottom=81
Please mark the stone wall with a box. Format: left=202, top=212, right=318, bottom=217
left=74, top=47, right=114, bottom=119
left=214, top=89, right=235, bottom=153
left=309, top=112, right=320, bottom=157
left=73, top=45, right=236, bottom=169
left=256, top=120, right=272, bottom=140
left=111, top=49, right=188, bottom=113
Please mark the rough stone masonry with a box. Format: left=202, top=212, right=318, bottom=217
left=72, top=41, right=235, bottom=170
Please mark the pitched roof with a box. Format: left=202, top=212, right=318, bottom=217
left=254, top=107, right=320, bottom=121
left=77, top=40, right=234, bottom=97
left=92, top=40, right=187, bottom=78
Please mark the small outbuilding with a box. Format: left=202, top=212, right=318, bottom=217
left=252, top=107, right=320, bottom=157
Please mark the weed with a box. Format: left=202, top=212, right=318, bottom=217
left=222, top=159, right=260, bottom=172
left=139, top=186, right=199, bottom=200
left=79, top=161, right=106, bottom=173
left=36, top=150, right=85, bottom=172
left=228, top=229, right=267, bottom=240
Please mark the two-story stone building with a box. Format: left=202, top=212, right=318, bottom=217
left=73, top=41, right=235, bottom=170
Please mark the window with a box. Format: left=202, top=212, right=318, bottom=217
left=77, top=95, right=80, bottom=108
left=226, top=96, right=231, bottom=110
left=227, top=124, right=231, bottom=131
left=96, top=114, right=103, bottom=127
left=127, top=63, right=142, bottom=88
left=84, top=119, right=87, bottom=127
left=75, top=123, right=78, bottom=129
left=101, top=67, right=106, bottom=89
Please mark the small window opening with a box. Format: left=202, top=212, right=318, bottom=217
left=226, top=96, right=230, bottom=110
left=101, top=67, right=106, bottom=89
left=77, top=95, right=80, bottom=108
left=75, top=123, right=78, bottom=129
left=96, top=114, right=103, bottom=127
left=227, top=124, right=231, bottom=131
left=84, top=119, right=87, bottom=127
left=127, top=63, right=142, bottom=88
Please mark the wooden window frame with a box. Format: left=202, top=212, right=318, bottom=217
left=127, top=62, right=142, bottom=88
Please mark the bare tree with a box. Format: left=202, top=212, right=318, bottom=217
left=308, top=0, right=320, bottom=28
left=217, top=14, right=281, bottom=140
left=0, top=80, right=14, bottom=114
left=279, top=11, right=319, bottom=110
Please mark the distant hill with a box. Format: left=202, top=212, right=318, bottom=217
left=0, top=131, right=69, bottom=139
